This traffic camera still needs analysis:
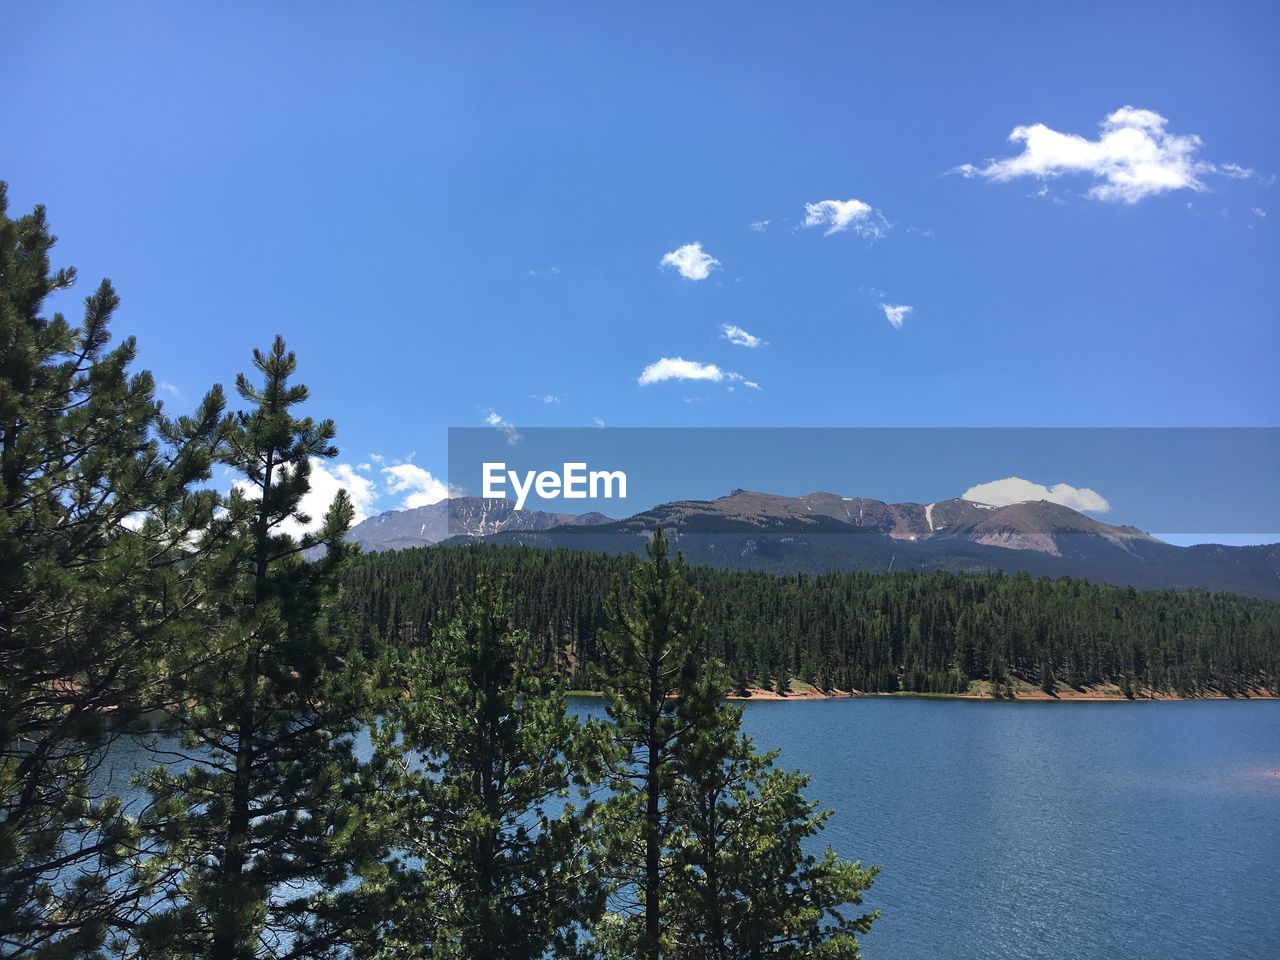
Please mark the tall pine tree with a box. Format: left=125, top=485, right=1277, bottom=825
left=0, top=182, right=225, bottom=956
left=594, top=527, right=705, bottom=960
left=361, top=576, right=602, bottom=960
left=132, top=337, right=369, bottom=960
left=667, top=662, right=879, bottom=959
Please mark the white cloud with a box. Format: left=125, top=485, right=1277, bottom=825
left=962, top=477, right=1110, bottom=514
left=1221, top=162, right=1255, bottom=180
left=534, top=394, right=561, bottom=404
left=234, top=458, right=378, bottom=538
left=720, top=323, right=765, bottom=348
left=315, top=461, right=377, bottom=525
left=1252, top=207, right=1267, bottom=219
left=638, top=357, right=744, bottom=386
left=157, top=381, right=183, bottom=399
left=881, top=303, right=912, bottom=329
left=749, top=219, right=771, bottom=232
left=803, top=199, right=887, bottom=238
left=954, top=106, right=1222, bottom=203
left=485, top=411, right=522, bottom=445
left=743, top=380, right=761, bottom=390
left=382, top=462, right=449, bottom=510
left=660, top=242, right=720, bottom=281
left=356, top=462, right=372, bottom=472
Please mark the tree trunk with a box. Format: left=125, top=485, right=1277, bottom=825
left=645, top=654, right=661, bottom=960
left=212, top=450, right=273, bottom=959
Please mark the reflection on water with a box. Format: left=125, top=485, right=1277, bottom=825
left=98, top=699, right=1280, bottom=960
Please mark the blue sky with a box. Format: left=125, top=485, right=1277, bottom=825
left=4, top=1, right=1277, bottom=528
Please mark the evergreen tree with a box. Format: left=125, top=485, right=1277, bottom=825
left=595, top=528, right=704, bottom=960
left=362, top=576, right=602, bottom=959
left=1040, top=659, right=1056, bottom=697
left=0, top=183, right=225, bottom=955
left=667, top=662, right=879, bottom=959
left=342, top=542, right=1280, bottom=702
left=132, top=338, right=368, bottom=959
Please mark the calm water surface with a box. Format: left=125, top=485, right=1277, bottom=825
left=104, top=698, right=1280, bottom=959
left=576, top=697, right=1280, bottom=960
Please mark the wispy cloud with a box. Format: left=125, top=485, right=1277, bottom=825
left=721, top=323, right=765, bottom=348
left=1252, top=207, right=1267, bottom=219
left=638, top=357, right=745, bottom=386
left=749, top=219, right=771, bottom=232
left=962, top=477, right=1110, bottom=513
left=660, top=242, right=720, bottom=281
left=803, top=199, right=888, bottom=238
left=533, top=394, right=561, bottom=404
left=1221, top=162, right=1255, bottom=180
left=485, top=411, right=522, bottom=445
left=880, top=304, right=912, bottom=329
left=157, top=380, right=183, bottom=400
left=951, top=106, right=1246, bottom=203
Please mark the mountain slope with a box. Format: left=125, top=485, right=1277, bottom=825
left=350, top=490, right=1279, bottom=599
left=346, top=496, right=610, bottom=551
left=435, top=490, right=1280, bottom=599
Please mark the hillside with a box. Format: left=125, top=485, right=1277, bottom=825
left=342, top=543, right=1280, bottom=697
left=369, top=492, right=1280, bottom=599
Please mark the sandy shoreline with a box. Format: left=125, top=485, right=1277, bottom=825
left=570, top=681, right=1277, bottom=703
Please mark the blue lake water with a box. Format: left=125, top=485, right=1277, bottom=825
left=99, top=698, right=1280, bottom=958
left=661, top=698, right=1280, bottom=960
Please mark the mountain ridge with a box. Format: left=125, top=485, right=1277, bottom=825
left=342, top=491, right=1280, bottom=599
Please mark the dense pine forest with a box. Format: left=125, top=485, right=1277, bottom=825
left=343, top=544, right=1280, bottom=698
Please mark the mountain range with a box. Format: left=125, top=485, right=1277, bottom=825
left=343, top=491, right=1280, bottom=599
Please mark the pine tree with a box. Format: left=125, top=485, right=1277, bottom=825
left=1040, top=659, right=1056, bottom=697
left=362, top=576, right=603, bottom=959
left=595, top=527, right=704, bottom=960
left=132, top=337, right=368, bottom=959
left=667, top=662, right=879, bottom=959
left=0, top=183, right=225, bottom=955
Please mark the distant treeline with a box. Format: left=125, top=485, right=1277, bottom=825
left=343, top=543, right=1280, bottom=696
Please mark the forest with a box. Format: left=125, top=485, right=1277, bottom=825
left=343, top=543, right=1280, bottom=698
left=1, top=183, right=877, bottom=958
left=4, top=179, right=1277, bottom=959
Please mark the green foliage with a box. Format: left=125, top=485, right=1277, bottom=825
left=593, top=528, right=706, bottom=959
left=667, top=662, right=878, bottom=958
left=343, top=543, right=1280, bottom=698
left=1040, top=660, right=1056, bottom=697
left=590, top=530, right=877, bottom=959
left=360, top=576, right=603, bottom=959
left=131, top=338, right=369, bottom=959
left=0, top=182, right=225, bottom=956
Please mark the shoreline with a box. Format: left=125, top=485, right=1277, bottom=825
left=568, top=681, right=1277, bottom=703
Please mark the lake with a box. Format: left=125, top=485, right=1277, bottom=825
left=98, top=697, right=1280, bottom=958
left=672, top=697, right=1280, bottom=960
